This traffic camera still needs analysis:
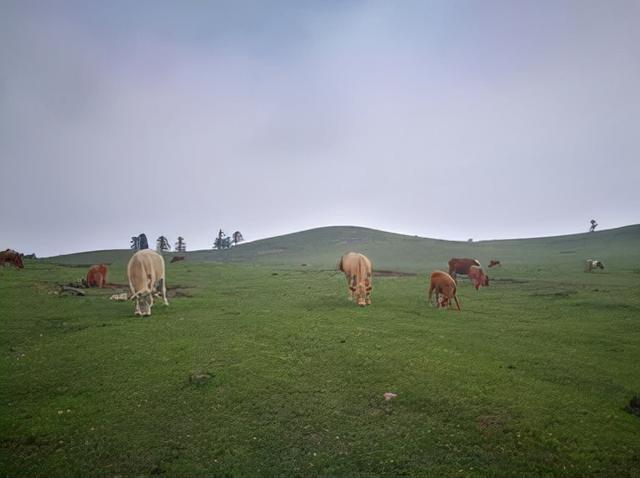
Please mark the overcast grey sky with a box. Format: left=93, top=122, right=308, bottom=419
left=1, top=0, right=639, bottom=256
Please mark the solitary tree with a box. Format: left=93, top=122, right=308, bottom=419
left=130, top=236, right=139, bottom=250
left=175, top=236, right=187, bottom=252
left=232, top=231, right=244, bottom=245
left=213, top=229, right=232, bottom=249
left=589, top=219, right=598, bottom=232
left=156, top=236, right=171, bottom=252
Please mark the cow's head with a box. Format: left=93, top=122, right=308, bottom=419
left=132, top=291, right=153, bottom=316
left=597, top=261, right=604, bottom=269
left=437, top=293, right=450, bottom=308
left=355, top=281, right=368, bottom=306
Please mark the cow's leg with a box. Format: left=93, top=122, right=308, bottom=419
left=453, top=294, right=461, bottom=311
left=160, top=277, right=169, bottom=306
left=365, top=277, right=372, bottom=305
left=348, top=275, right=356, bottom=300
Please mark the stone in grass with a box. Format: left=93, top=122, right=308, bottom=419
left=189, top=371, right=214, bottom=385
left=624, top=395, right=640, bottom=417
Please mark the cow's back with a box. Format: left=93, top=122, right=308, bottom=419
left=449, top=258, right=480, bottom=274
left=128, top=249, right=163, bottom=292
left=340, top=252, right=360, bottom=276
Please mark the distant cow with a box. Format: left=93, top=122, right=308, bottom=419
left=428, top=271, right=461, bottom=311
left=127, top=249, right=169, bottom=316
left=448, top=258, right=481, bottom=280
left=86, top=264, right=108, bottom=288
left=338, top=252, right=372, bottom=306
left=585, top=259, right=604, bottom=272
left=170, top=256, right=185, bottom=264
left=0, top=249, right=24, bottom=269
left=488, top=260, right=501, bottom=268
left=468, top=265, right=489, bottom=290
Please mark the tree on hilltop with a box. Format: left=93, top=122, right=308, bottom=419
left=232, top=231, right=244, bottom=245
left=175, top=236, right=187, bottom=252
left=156, top=236, right=171, bottom=252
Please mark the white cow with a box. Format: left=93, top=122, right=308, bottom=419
left=584, top=259, right=605, bottom=272
left=127, top=249, right=169, bottom=316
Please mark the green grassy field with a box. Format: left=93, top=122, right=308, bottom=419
left=2, top=226, right=640, bottom=477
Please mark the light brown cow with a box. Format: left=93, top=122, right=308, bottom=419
left=338, top=252, right=372, bottom=306
left=86, top=264, right=108, bottom=288
left=127, top=249, right=169, bottom=316
left=428, top=271, right=461, bottom=311
left=448, top=258, right=481, bottom=280
left=468, top=265, right=489, bottom=290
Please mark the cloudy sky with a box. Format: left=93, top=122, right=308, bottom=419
left=1, top=0, right=639, bottom=256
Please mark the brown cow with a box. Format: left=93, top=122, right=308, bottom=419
left=488, top=260, right=501, bottom=268
left=428, top=271, right=461, bottom=311
left=0, top=249, right=24, bottom=269
left=468, top=265, right=489, bottom=290
left=170, top=256, right=185, bottom=264
left=86, top=264, right=108, bottom=288
left=338, top=252, right=372, bottom=306
left=448, top=258, right=481, bottom=279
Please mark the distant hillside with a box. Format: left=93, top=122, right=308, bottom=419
left=46, top=225, right=640, bottom=272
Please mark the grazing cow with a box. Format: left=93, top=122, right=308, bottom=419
left=488, top=260, right=501, bottom=268
left=428, top=271, right=461, bottom=311
left=127, top=249, right=169, bottom=316
left=448, top=258, right=481, bottom=280
left=86, top=264, right=108, bottom=288
left=468, top=265, right=489, bottom=290
left=170, top=256, right=185, bottom=264
left=585, top=259, right=604, bottom=272
left=0, top=249, right=24, bottom=269
left=338, top=252, right=373, bottom=306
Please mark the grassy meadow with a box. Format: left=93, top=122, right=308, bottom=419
left=1, top=226, right=640, bottom=477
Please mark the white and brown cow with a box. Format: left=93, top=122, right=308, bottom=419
left=584, top=259, right=605, bottom=272
left=338, top=252, right=372, bottom=306
left=468, top=265, right=489, bottom=290
left=127, top=249, right=169, bottom=316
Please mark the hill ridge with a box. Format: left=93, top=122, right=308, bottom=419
left=46, top=224, right=640, bottom=272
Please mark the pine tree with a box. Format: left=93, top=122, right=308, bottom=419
left=156, top=236, right=171, bottom=252
left=175, top=236, right=187, bottom=252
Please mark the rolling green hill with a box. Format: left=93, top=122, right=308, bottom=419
left=47, top=224, right=640, bottom=273
left=4, top=225, right=640, bottom=476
